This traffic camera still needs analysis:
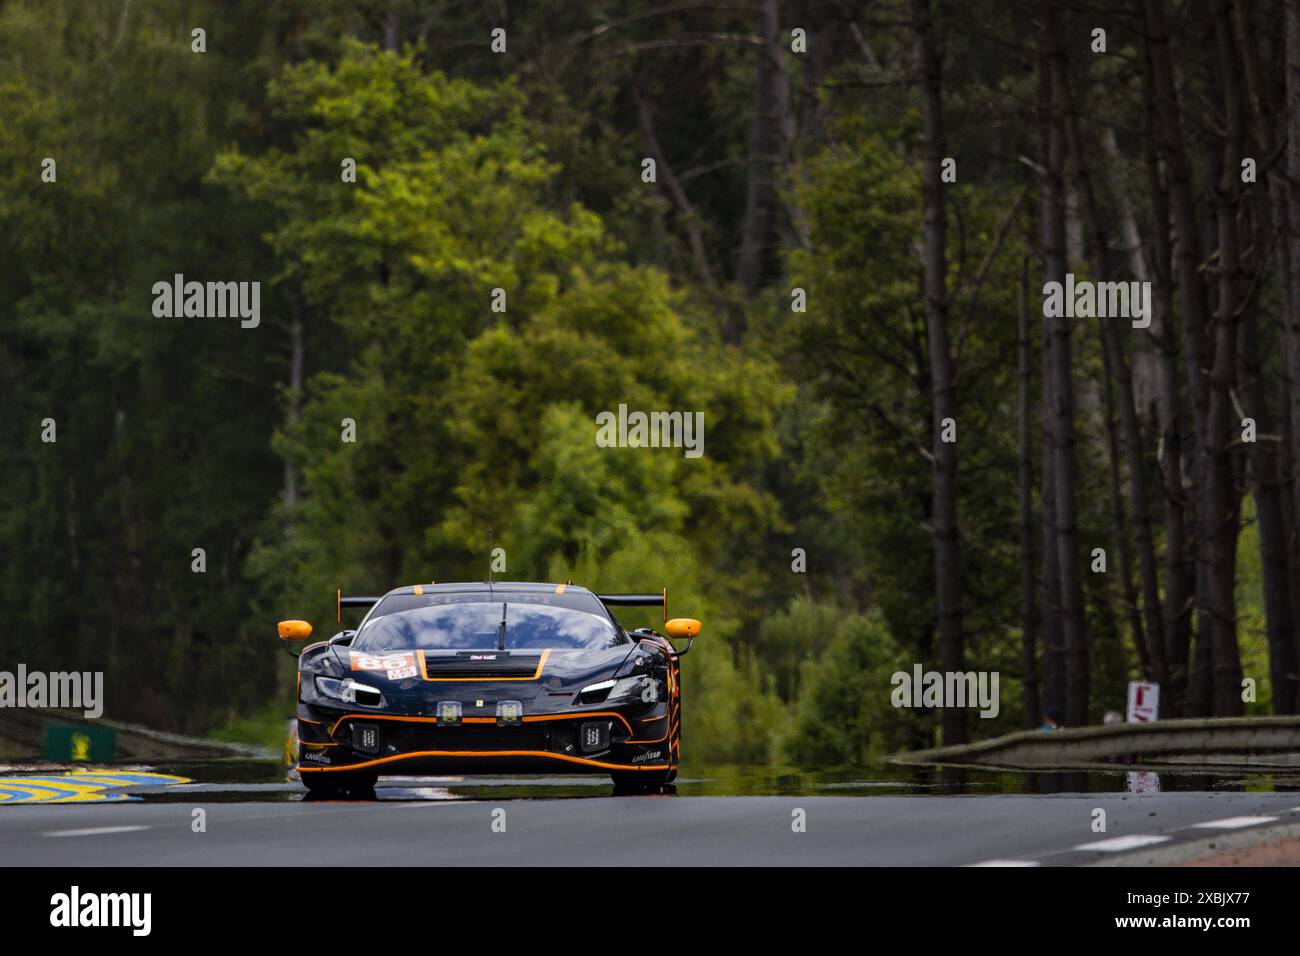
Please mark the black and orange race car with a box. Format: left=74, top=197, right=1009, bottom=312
left=277, top=582, right=699, bottom=795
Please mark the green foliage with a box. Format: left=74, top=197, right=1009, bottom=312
left=1235, top=497, right=1274, bottom=715
left=550, top=537, right=785, bottom=765
left=786, top=125, right=1029, bottom=701
left=0, top=0, right=289, bottom=731
left=754, top=595, right=852, bottom=702
left=225, top=44, right=792, bottom=762
left=783, top=609, right=912, bottom=767
left=5, top=2, right=1284, bottom=767
left=209, top=703, right=292, bottom=752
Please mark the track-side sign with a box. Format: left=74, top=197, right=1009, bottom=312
left=1126, top=681, right=1159, bottom=723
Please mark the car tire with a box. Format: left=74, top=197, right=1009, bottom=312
left=301, top=770, right=378, bottom=797
left=611, top=770, right=672, bottom=794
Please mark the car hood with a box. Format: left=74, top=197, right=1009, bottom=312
left=327, top=643, right=636, bottom=710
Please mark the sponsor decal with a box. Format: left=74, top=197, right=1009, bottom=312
left=632, top=750, right=663, bottom=764
left=350, top=652, right=417, bottom=681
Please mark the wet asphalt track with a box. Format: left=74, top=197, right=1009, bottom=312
left=4, top=780, right=1300, bottom=866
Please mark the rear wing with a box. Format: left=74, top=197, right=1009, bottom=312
left=336, top=588, right=669, bottom=625
left=337, top=590, right=381, bottom=624
left=597, top=589, right=667, bottom=624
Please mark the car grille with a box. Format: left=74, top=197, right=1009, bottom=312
left=387, top=722, right=550, bottom=753
left=330, top=717, right=617, bottom=760
left=421, top=652, right=543, bottom=679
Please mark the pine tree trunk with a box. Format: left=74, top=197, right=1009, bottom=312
left=1040, top=0, right=1088, bottom=726
left=1040, top=319, right=1066, bottom=718
left=1203, top=1, right=1244, bottom=715
left=1019, top=257, right=1040, bottom=728
left=1284, top=0, right=1300, bottom=691
left=1099, top=330, right=1152, bottom=675
left=912, top=0, right=965, bottom=745
left=1144, top=0, right=1215, bottom=715
left=284, top=309, right=304, bottom=517
left=737, top=0, right=791, bottom=296
left=1134, top=71, right=1194, bottom=714
left=1233, top=0, right=1298, bottom=712
left=1061, top=68, right=1164, bottom=688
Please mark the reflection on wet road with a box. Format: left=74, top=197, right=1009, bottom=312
left=1, top=761, right=1299, bottom=866
left=3, top=759, right=1298, bottom=804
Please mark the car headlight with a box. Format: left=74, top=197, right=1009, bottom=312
left=578, top=675, right=657, bottom=704
left=577, top=678, right=615, bottom=703
left=315, top=676, right=384, bottom=707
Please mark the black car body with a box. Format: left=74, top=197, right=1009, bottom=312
left=287, top=582, right=690, bottom=794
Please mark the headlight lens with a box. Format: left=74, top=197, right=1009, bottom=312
left=577, top=678, right=616, bottom=703
left=315, top=676, right=383, bottom=707
left=578, top=675, right=657, bottom=704
left=610, top=675, right=657, bottom=702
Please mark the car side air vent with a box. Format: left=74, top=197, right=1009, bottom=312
left=355, top=687, right=383, bottom=707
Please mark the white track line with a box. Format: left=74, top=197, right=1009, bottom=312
left=1189, top=816, right=1277, bottom=830
left=43, top=825, right=151, bottom=838
left=967, top=859, right=1040, bottom=867
left=1074, top=834, right=1170, bottom=852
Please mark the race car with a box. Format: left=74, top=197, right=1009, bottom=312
left=277, top=581, right=700, bottom=795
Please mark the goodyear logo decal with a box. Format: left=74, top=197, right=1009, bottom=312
left=0, top=771, right=189, bottom=805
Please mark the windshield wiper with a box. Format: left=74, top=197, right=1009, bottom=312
left=497, top=601, right=507, bottom=651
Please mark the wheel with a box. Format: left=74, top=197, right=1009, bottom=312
left=611, top=769, right=673, bottom=793
left=301, top=770, right=377, bottom=797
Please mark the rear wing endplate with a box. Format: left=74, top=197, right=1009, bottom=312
left=337, top=590, right=381, bottom=624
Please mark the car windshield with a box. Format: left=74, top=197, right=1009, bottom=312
left=353, top=601, right=625, bottom=652
left=365, top=589, right=610, bottom=621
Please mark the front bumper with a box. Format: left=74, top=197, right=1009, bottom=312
left=296, top=703, right=674, bottom=776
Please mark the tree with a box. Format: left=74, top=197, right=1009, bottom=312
left=912, top=0, right=965, bottom=746
left=1039, top=0, right=1089, bottom=726
left=1144, top=0, right=1219, bottom=715
left=1018, top=257, right=1040, bottom=727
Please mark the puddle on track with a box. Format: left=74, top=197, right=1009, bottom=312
left=17, top=759, right=1291, bottom=803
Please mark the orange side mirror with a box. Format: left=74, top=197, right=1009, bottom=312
left=665, top=618, right=701, bottom=639
left=278, top=620, right=313, bottom=642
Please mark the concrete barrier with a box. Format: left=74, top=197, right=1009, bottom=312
left=0, top=708, right=272, bottom=763
left=892, top=716, right=1300, bottom=769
